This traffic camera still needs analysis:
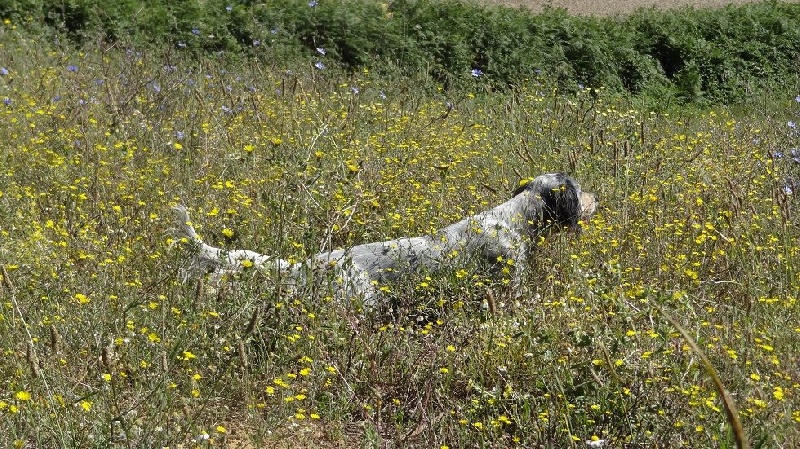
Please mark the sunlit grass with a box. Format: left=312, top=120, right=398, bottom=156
left=1, top=26, right=799, bottom=448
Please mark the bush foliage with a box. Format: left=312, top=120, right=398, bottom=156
left=1, top=0, right=799, bottom=104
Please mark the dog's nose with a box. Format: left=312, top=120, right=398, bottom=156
left=580, top=191, right=598, bottom=218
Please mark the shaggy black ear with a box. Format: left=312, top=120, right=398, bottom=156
left=540, top=181, right=580, bottom=228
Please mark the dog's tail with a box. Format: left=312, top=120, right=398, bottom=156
left=171, top=205, right=226, bottom=281
left=173, top=205, right=201, bottom=242
left=171, top=205, right=293, bottom=282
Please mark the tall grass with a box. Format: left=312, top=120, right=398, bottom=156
left=1, top=22, right=799, bottom=448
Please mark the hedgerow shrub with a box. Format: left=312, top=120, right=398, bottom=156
left=627, top=2, right=800, bottom=102
left=1, top=0, right=798, bottom=103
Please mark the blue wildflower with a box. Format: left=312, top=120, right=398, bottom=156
left=67, top=65, right=78, bottom=72
left=471, top=68, right=483, bottom=77
left=314, top=61, right=325, bottom=70
left=0, top=67, right=8, bottom=75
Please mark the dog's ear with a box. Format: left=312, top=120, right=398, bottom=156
left=541, top=181, right=580, bottom=229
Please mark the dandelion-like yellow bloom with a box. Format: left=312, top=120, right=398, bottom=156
left=15, top=391, right=31, bottom=401
left=773, top=387, right=785, bottom=401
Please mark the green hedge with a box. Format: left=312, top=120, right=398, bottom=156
left=2, top=0, right=798, bottom=103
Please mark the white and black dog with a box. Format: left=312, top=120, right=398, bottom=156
left=173, top=173, right=597, bottom=308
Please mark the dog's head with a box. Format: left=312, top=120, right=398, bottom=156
left=514, top=173, right=597, bottom=230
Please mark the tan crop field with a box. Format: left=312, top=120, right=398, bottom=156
left=481, top=0, right=799, bottom=16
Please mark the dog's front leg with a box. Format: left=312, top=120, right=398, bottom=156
left=507, top=241, right=529, bottom=299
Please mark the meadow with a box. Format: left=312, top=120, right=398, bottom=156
left=1, top=10, right=800, bottom=449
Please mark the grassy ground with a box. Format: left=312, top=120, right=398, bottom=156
left=1, top=11, right=799, bottom=449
